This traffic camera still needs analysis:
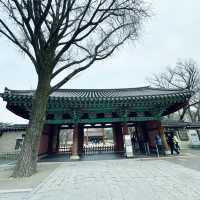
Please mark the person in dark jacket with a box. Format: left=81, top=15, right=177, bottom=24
left=167, top=133, right=179, bottom=155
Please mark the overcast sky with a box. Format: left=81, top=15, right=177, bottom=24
left=0, top=0, right=200, bottom=124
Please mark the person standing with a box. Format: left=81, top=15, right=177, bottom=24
left=167, top=133, right=179, bottom=155
left=173, top=135, right=180, bottom=153
left=131, top=135, right=136, bottom=149
left=155, top=134, right=162, bottom=153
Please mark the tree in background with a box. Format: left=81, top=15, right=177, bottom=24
left=148, top=59, right=200, bottom=121
left=0, top=0, right=149, bottom=177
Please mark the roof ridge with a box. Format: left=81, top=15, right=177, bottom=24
left=3, top=86, right=152, bottom=93
left=4, top=86, right=190, bottom=93
left=49, top=86, right=152, bottom=92
left=2, top=87, right=192, bottom=99
left=4, top=87, right=35, bottom=93
left=147, top=86, right=189, bottom=92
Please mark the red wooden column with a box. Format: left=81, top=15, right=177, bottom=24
left=122, top=123, right=129, bottom=135
left=112, top=125, right=117, bottom=151
left=78, top=125, right=84, bottom=155
left=47, top=125, right=60, bottom=155
left=158, top=121, right=170, bottom=154
left=113, top=123, right=124, bottom=153
left=39, top=125, right=51, bottom=156
left=70, top=124, right=80, bottom=160
left=146, top=120, right=170, bottom=154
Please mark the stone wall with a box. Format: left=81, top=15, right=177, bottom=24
left=0, top=130, right=25, bottom=153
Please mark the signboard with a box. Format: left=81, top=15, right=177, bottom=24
left=188, top=130, right=200, bottom=147
left=124, top=135, right=134, bottom=158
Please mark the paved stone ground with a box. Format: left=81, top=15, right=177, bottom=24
left=23, top=158, right=200, bottom=200
left=0, top=191, right=29, bottom=200
left=1, top=152, right=200, bottom=200
left=167, top=149, right=200, bottom=171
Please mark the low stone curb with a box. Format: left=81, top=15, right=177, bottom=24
left=0, top=188, right=32, bottom=194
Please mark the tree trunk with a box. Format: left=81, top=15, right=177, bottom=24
left=12, top=74, right=51, bottom=177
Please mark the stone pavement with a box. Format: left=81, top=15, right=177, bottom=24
left=0, top=191, right=29, bottom=200
left=1, top=157, right=200, bottom=200
left=16, top=158, right=200, bottom=200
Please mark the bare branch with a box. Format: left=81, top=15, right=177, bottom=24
left=147, top=59, right=200, bottom=121
left=0, top=0, right=149, bottom=90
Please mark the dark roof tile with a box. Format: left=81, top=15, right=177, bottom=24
left=1, top=86, right=191, bottom=99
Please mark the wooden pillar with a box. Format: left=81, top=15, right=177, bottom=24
left=122, top=123, right=128, bottom=135
left=52, top=125, right=60, bottom=153
left=112, top=125, right=117, bottom=151
left=113, top=123, right=124, bottom=153
left=47, top=125, right=54, bottom=154
left=70, top=124, right=80, bottom=160
left=86, top=128, right=89, bottom=145
left=78, top=125, right=84, bottom=155
left=56, top=126, right=60, bottom=153
left=159, top=122, right=170, bottom=154
left=39, top=125, right=50, bottom=156
left=146, top=120, right=170, bottom=154
left=47, top=125, right=60, bottom=155
left=102, top=128, right=105, bottom=145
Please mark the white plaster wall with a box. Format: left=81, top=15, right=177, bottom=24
left=59, top=129, right=73, bottom=145
left=0, top=131, right=25, bottom=153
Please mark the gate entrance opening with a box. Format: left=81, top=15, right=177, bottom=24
left=59, top=127, right=115, bottom=156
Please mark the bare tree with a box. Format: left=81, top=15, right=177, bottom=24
left=148, top=59, right=200, bottom=121
left=0, top=0, right=149, bottom=177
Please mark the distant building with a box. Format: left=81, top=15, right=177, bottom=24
left=162, top=120, right=200, bottom=148
left=0, top=124, right=27, bottom=158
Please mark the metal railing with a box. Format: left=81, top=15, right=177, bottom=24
left=0, top=151, right=20, bottom=160
left=59, top=146, right=71, bottom=156
left=144, top=143, right=165, bottom=157
left=133, top=143, right=164, bottom=158
left=58, top=143, right=164, bottom=158
left=83, top=144, right=115, bottom=155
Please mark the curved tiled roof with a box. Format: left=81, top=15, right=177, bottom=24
left=1, top=86, right=192, bottom=99
left=0, top=87, right=193, bottom=120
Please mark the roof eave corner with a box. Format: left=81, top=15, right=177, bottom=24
left=0, top=87, right=11, bottom=99
left=4, top=87, right=11, bottom=93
